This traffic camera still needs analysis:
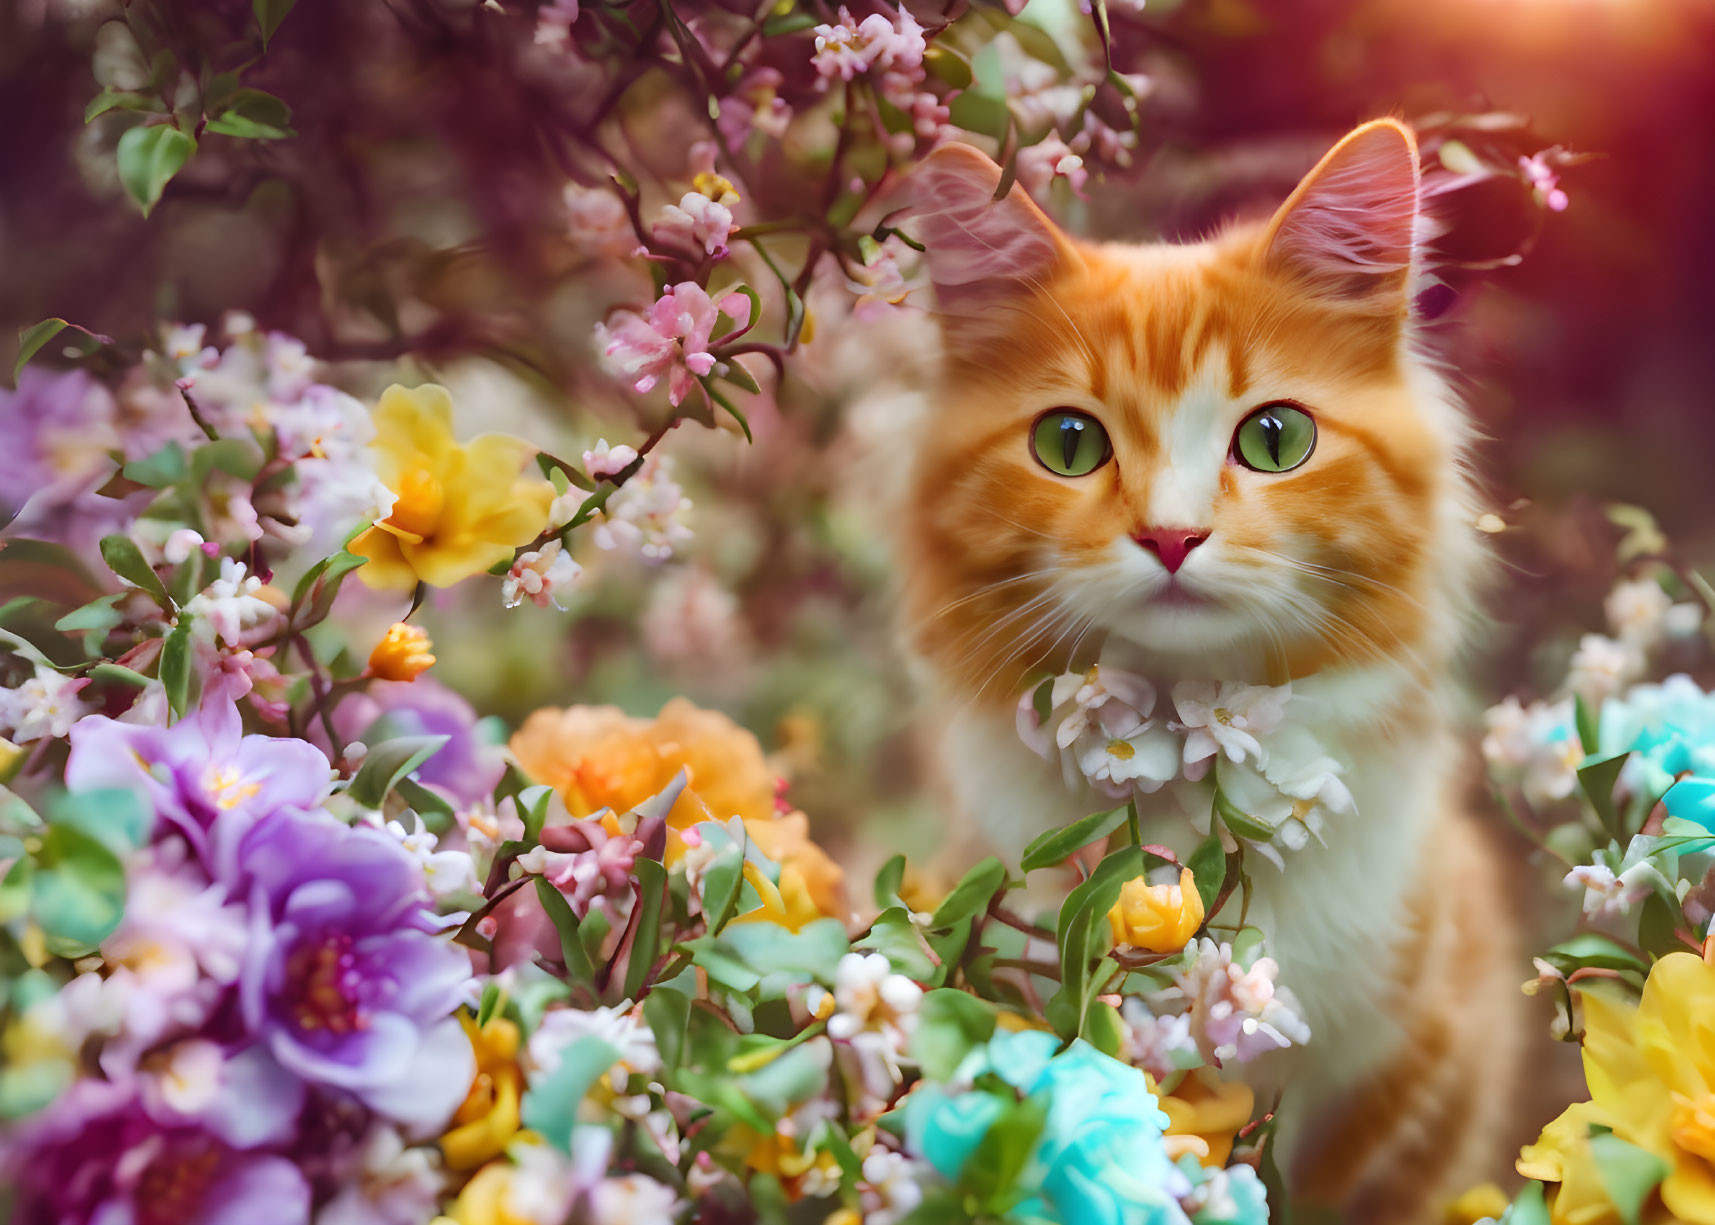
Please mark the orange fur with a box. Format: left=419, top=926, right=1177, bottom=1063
left=900, top=123, right=1533, bottom=1221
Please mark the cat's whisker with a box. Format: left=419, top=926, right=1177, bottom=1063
left=923, top=569, right=1058, bottom=625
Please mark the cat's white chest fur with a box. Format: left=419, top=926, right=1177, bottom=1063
left=936, top=659, right=1450, bottom=1093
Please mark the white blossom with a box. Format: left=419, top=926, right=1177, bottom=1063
left=503, top=540, right=583, bottom=610
left=590, top=455, right=692, bottom=562
left=0, top=665, right=91, bottom=742
left=384, top=814, right=479, bottom=897
left=1171, top=680, right=1289, bottom=777
left=1605, top=577, right=1673, bottom=650
left=1566, top=633, right=1643, bottom=704
left=182, top=557, right=280, bottom=647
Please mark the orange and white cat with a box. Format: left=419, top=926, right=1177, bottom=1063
left=900, top=121, right=1529, bottom=1221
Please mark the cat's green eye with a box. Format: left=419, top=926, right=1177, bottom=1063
left=1233, top=403, right=1317, bottom=473
left=1031, top=410, right=1112, bottom=477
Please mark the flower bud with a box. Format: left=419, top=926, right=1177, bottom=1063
left=368, top=622, right=435, bottom=682
left=1107, top=867, right=1205, bottom=954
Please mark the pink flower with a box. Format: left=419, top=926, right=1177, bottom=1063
left=565, top=184, right=637, bottom=258
left=594, top=282, right=750, bottom=407
left=1520, top=153, right=1569, bottom=212
left=812, top=8, right=926, bottom=84
left=653, top=191, right=737, bottom=258
left=535, top=0, right=580, bottom=49
left=1017, top=133, right=1089, bottom=199
left=717, top=68, right=793, bottom=145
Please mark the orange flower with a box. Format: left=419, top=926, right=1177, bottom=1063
left=441, top=1012, right=523, bottom=1170
left=510, top=697, right=844, bottom=919
left=1158, top=1068, right=1255, bottom=1167
left=368, top=622, right=435, bottom=681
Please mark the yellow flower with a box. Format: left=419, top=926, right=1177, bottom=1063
left=442, top=1012, right=524, bottom=1171
left=368, top=622, right=436, bottom=682
left=1445, top=1184, right=1512, bottom=1225
left=1521, top=951, right=1715, bottom=1224
left=351, top=384, right=554, bottom=590
left=1108, top=868, right=1205, bottom=954
left=440, top=1160, right=530, bottom=1225
left=1156, top=1068, right=1254, bottom=1167
left=510, top=697, right=846, bottom=919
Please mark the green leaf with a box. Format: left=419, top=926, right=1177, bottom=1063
left=719, top=359, right=762, bottom=396
left=1052, top=847, right=1143, bottom=1036
left=1185, top=832, right=1226, bottom=915
left=90, top=663, right=150, bottom=689
left=1082, top=997, right=1125, bottom=1056
left=99, top=534, right=171, bottom=609
left=701, top=840, right=746, bottom=937
left=160, top=616, right=195, bottom=720
left=0, top=1060, right=74, bottom=1121
left=396, top=776, right=455, bottom=824
left=1504, top=1180, right=1549, bottom=1225
left=190, top=438, right=261, bottom=482
left=643, top=983, right=692, bottom=1072
left=1541, top=932, right=1648, bottom=977
left=254, top=0, right=300, bottom=46
left=1214, top=787, right=1277, bottom=843
left=873, top=853, right=906, bottom=909
left=760, top=9, right=817, bottom=34
left=14, top=320, right=67, bottom=381
left=1589, top=1132, right=1669, bottom=1225
left=1574, top=693, right=1601, bottom=756
left=290, top=550, right=366, bottom=627
left=910, top=988, right=996, bottom=1081
left=948, top=89, right=1011, bottom=143
left=346, top=735, right=449, bottom=808
left=516, top=784, right=556, bottom=845
left=85, top=90, right=162, bottom=123
left=205, top=88, right=294, bottom=140
left=116, top=124, right=196, bottom=217
left=31, top=823, right=126, bottom=952
left=623, top=858, right=669, bottom=1000
left=702, top=381, right=752, bottom=443
left=475, top=981, right=501, bottom=1028
left=122, top=441, right=188, bottom=488
left=1578, top=752, right=1631, bottom=835
left=55, top=593, right=126, bottom=635
left=48, top=787, right=152, bottom=854
left=534, top=877, right=598, bottom=990
left=1020, top=806, right=1127, bottom=872
left=519, top=1034, right=619, bottom=1152
left=924, top=44, right=974, bottom=90
left=959, top=1094, right=1047, bottom=1209
left=718, top=918, right=850, bottom=982
left=856, top=907, right=937, bottom=983
left=931, top=856, right=1006, bottom=928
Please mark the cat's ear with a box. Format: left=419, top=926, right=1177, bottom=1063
left=912, top=144, right=1080, bottom=336
left=1261, top=119, right=1420, bottom=311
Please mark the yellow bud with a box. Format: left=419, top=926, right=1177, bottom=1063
left=1107, top=867, right=1205, bottom=954
left=368, top=622, right=435, bottom=682
left=1444, top=1183, right=1511, bottom=1225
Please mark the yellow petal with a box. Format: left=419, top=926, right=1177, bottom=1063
left=349, top=527, right=420, bottom=591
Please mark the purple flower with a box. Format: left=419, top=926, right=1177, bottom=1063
left=1, top=1080, right=311, bottom=1225
left=0, top=368, right=143, bottom=555
left=236, top=811, right=474, bottom=1131
left=66, top=697, right=332, bottom=882
left=333, top=678, right=504, bottom=807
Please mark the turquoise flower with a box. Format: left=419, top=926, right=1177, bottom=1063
left=1599, top=675, right=1715, bottom=800
left=1174, top=1155, right=1269, bottom=1225
left=1665, top=777, right=1715, bottom=833
left=902, top=1031, right=1205, bottom=1225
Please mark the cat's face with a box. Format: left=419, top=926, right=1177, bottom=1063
left=904, top=122, right=1475, bottom=700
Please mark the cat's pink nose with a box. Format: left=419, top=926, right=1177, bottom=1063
left=1132, top=527, right=1209, bottom=574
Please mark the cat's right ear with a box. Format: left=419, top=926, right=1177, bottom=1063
left=910, top=144, right=1080, bottom=340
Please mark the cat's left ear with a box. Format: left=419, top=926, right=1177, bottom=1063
left=1261, top=119, right=1420, bottom=312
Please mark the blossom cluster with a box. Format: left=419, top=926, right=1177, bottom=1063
left=1476, top=538, right=1715, bottom=1224
left=0, top=330, right=1288, bottom=1219
left=1020, top=667, right=1355, bottom=868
